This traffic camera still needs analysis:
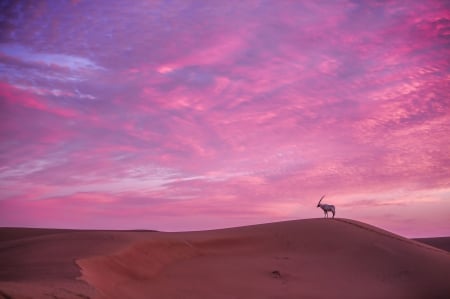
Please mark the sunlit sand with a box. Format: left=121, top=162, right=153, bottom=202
left=1, top=219, right=449, bottom=299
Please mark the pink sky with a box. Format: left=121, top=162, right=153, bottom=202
left=0, top=0, right=449, bottom=237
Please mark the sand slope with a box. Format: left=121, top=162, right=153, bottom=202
left=0, top=229, right=153, bottom=299
left=1, top=219, right=449, bottom=299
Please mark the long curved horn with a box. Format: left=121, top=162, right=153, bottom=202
left=318, top=195, right=325, bottom=205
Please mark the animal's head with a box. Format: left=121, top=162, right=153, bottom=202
left=317, top=195, right=325, bottom=207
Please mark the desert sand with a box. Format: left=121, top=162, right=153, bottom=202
left=1, top=219, right=449, bottom=299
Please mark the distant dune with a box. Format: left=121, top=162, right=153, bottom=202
left=414, top=237, right=450, bottom=252
left=1, top=219, right=449, bottom=299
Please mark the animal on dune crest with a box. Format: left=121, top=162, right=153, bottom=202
left=317, top=195, right=335, bottom=218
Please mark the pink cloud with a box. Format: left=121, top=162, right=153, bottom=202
left=0, top=83, right=79, bottom=118
left=0, top=0, right=449, bottom=237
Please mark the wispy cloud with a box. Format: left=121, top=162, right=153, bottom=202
left=0, top=43, right=103, bottom=71
left=0, top=43, right=102, bottom=101
left=0, top=0, right=449, bottom=236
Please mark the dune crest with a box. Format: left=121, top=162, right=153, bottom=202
left=76, top=219, right=450, bottom=299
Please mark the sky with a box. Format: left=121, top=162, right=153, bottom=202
left=0, top=0, right=449, bottom=237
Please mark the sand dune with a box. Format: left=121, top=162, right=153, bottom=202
left=414, top=237, right=450, bottom=252
left=0, top=229, right=153, bottom=299
left=1, top=219, right=449, bottom=299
